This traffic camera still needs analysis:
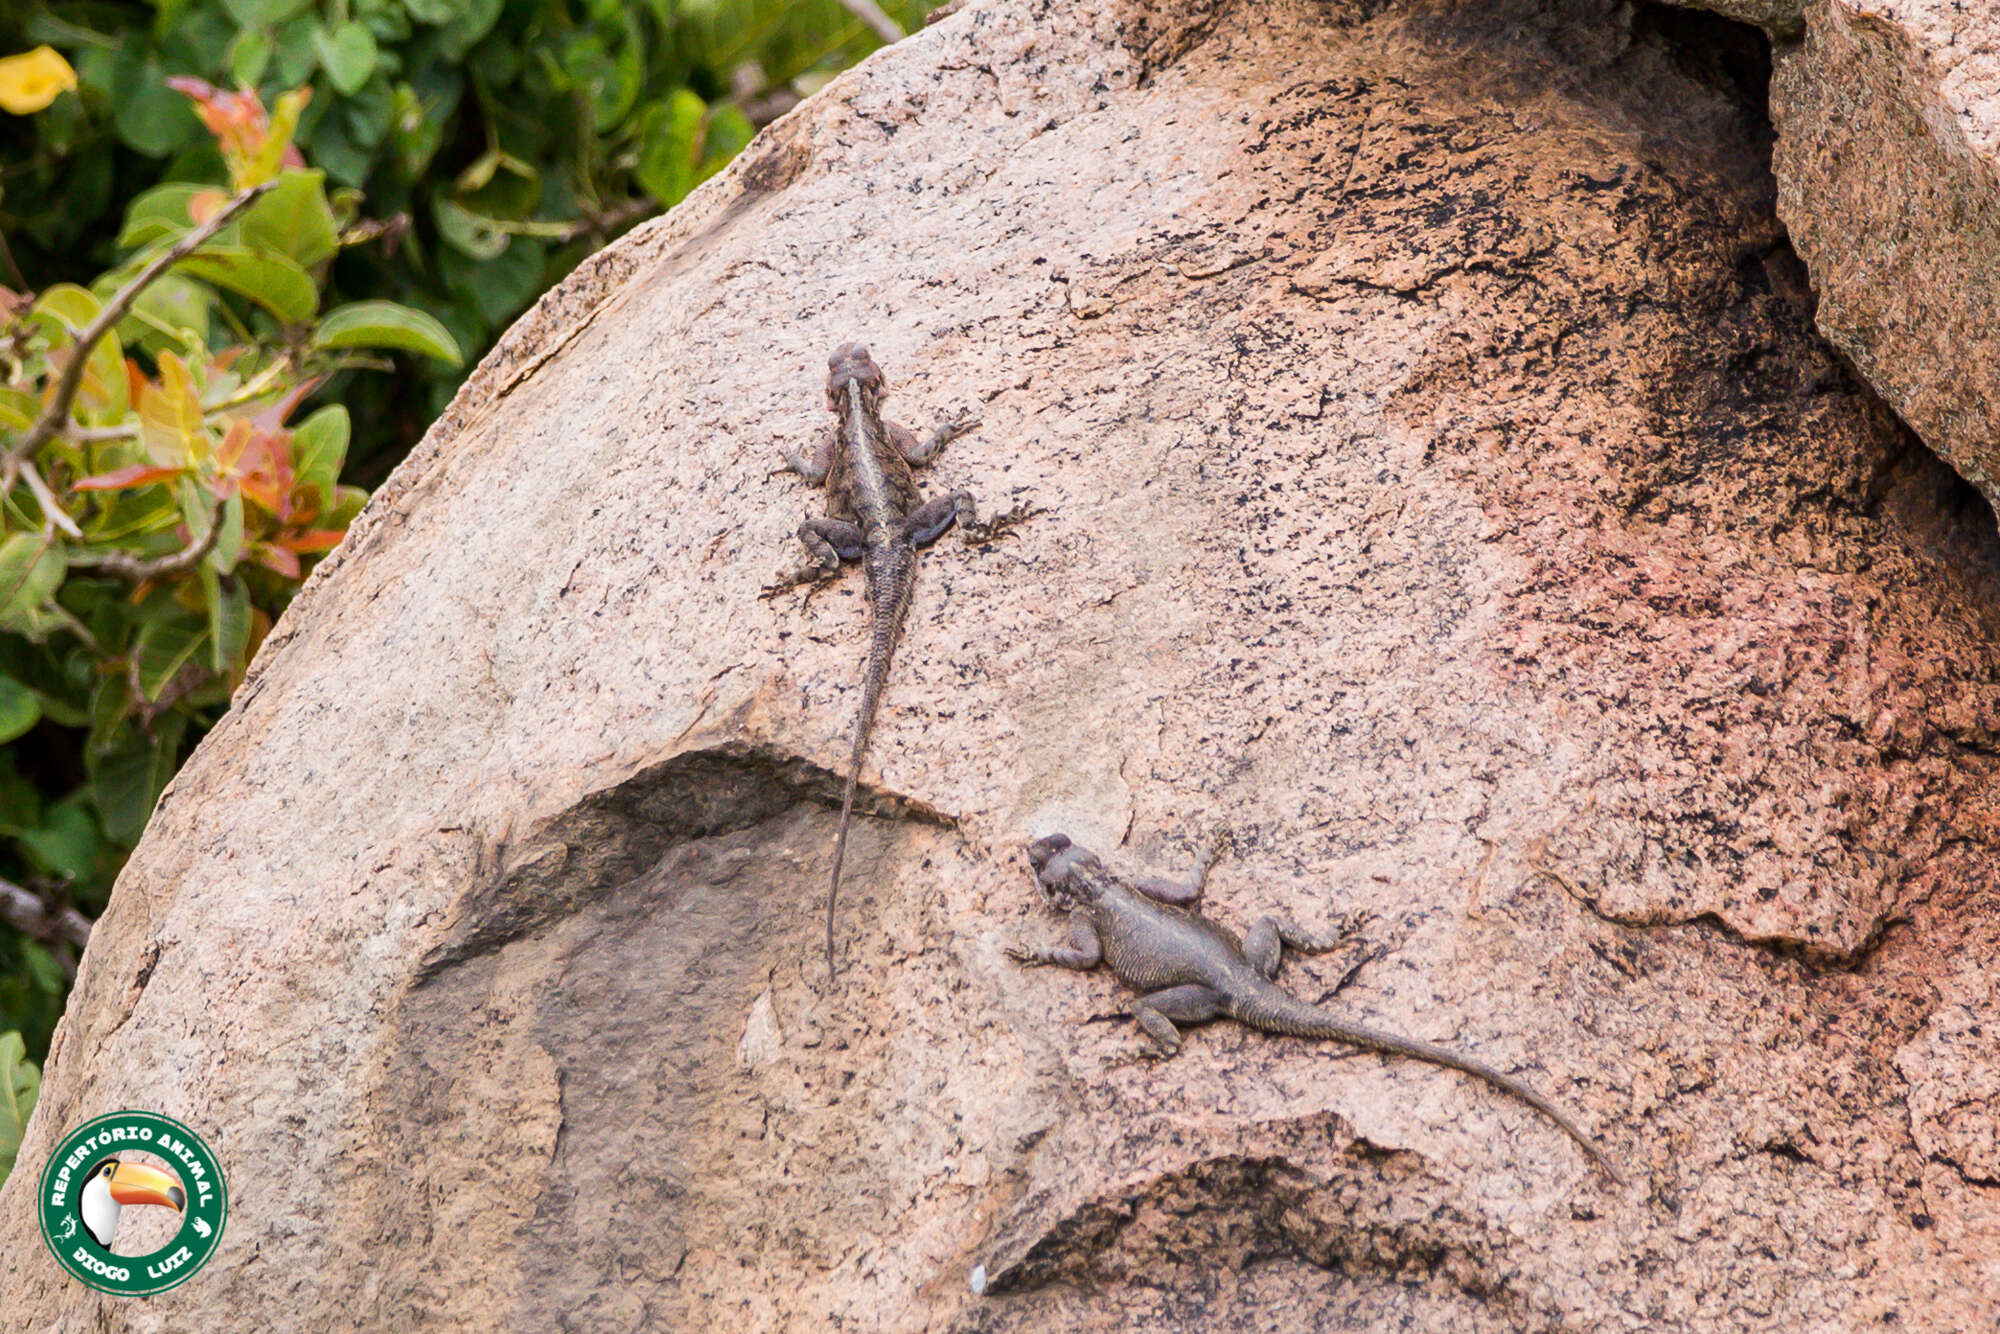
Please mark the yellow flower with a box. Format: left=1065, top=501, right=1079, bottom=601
left=0, top=46, right=77, bottom=115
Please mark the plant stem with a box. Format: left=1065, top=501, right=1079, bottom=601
left=0, top=877, right=92, bottom=952
left=836, top=0, right=906, bottom=44
left=2, top=181, right=273, bottom=491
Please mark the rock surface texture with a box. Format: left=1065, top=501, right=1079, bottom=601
left=7, top=0, right=2000, bottom=1329
left=1757, top=0, right=2000, bottom=508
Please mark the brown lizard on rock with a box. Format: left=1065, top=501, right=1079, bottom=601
left=767, top=343, right=1031, bottom=980
left=1009, top=833, right=1622, bottom=1181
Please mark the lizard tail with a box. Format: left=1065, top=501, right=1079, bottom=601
left=1237, top=988, right=1624, bottom=1184
left=825, top=545, right=916, bottom=981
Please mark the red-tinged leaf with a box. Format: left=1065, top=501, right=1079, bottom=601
left=139, top=350, right=204, bottom=466
left=213, top=417, right=254, bottom=470
left=125, top=358, right=147, bottom=409
left=250, top=542, right=299, bottom=579
left=289, top=481, right=323, bottom=524
left=250, top=375, right=325, bottom=434
left=276, top=528, right=345, bottom=553
left=165, top=74, right=220, bottom=103
left=72, top=465, right=185, bottom=492
left=239, top=473, right=286, bottom=515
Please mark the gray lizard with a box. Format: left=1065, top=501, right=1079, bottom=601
left=1008, top=833, right=1622, bottom=1181
left=769, top=343, right=1028, bottom=980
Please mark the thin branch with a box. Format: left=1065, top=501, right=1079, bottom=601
left=558, top=195, right=656, bottom=241
left=70, top=501, right=225, bottom=581
left=3, top=181, right=273, bottom=486
left=17, top=461, right=81, bottom=538
left=837, top=0, right=905, bottom=45
left=0, top=876, right=93, bottom=952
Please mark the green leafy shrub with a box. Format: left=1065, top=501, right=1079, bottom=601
left=0, top=74, right=457, bottom=1063
left=0, top=2, right=928, bottom=1073
left=0, top=1030, right=37, bottom=1186
left=4, top=0, right=931, bottom=481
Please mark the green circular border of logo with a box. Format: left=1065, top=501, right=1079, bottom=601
left=35, top=1110, right=228, bottom=1297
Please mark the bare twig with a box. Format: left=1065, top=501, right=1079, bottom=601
left=71, top=501, right=225, bottom=582
left=837, top=0, right=906, bottom=44
left=561, top=195, right=656, bottom=241
left=0, top=876, right=93, bottom=952
left=16, top=462, right=80, bottom=538
left=2, top=181, right=273, bottom=488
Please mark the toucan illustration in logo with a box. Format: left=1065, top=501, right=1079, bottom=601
left=76, top=1157, right=184, bottom=1249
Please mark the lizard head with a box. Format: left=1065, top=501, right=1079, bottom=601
left=826, top=342, right=886, bottom=410
left=1026, top=833, right=1105, bottom=910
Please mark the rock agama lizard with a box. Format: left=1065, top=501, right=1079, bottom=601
left=1009, top=833, right=1622, bottom=1181
left=767, top=343, right=1029, bottom=980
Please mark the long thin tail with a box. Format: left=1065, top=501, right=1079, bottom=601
left=825, top=547, right=915, bottom=980
left=1238, top=988, right=1624, bottom=1183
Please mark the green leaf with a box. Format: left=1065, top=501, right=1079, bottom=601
left=110, top=48, right=200, bottom=157
left=700, top=105, right=755, bottom=176
left=342, top=72, right=396, bottom=149
left=30, top=284, right=127, bottom=418
left=133, top=608, right=208, bottom=703
left=304, top=113, right=371, bottom=186
left=0, top=675, right=39, bottom=745
left=20, top=941, right=63, bottom=996
left=432, top=197, right=509, bottom=260
left=293, top=404, right=351, bottom=492
left=402, top=0, right=457, bottom=24
left=271, top=11, right=321, bottom=86
left=227, top=25, right=276, bottom=87
left=116, top=183, right=205, bottom=251
left=207, top=492, right=246, bottom=574
left=0, top=535, right=67, bottom=636
left=636, top=90, right=707, bottom=208
left=315, top=300, right=462, bottom=364
left=86, top=674, right=131, bottom=757
left=221, top=0, right=313, bottom=24
left=314, top=21, right=379, bottom=95
left=17, top=793, right=105, bottom=883
left=435, top=0, right=503, bottom=61
left=205, top=571, right=251, bottom=674
left=0, top=387, right=35, bottom=432
left=117, top=273, right=213, bottom=357
left=439, top=237, right=545, bottom=328
left=241, top=170, right=340, bottom=268
left=0, top=1032, right=39, bottom=1186
left=325, top=484, right=368, bottom=530
left=90, top=714, right=185, bottom=846
left=389, top=81, right=446, bottom=179
left=177, top=246, right=319, bottom=322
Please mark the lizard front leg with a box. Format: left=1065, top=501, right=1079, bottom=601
left=1134, top=831, right=1227, bottom=905
left=891, top=411, right=980, bottom=466
left=778, top=424, right=838, bottom=482
left=1005, top=913, right=1102, bottom=970
left=1130, top=984, right=1224, bottom=1054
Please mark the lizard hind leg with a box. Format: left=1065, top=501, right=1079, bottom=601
left=800, top=518, right=866, bottom=570
left=1131, top=984, right=1225, bottom=1054
left=1243, top=915, right=1356, bottom=978
left=902, top=494, right=965, bottom=547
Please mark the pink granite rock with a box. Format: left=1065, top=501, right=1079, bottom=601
left=6, top=1, right=2000, bottom=1328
